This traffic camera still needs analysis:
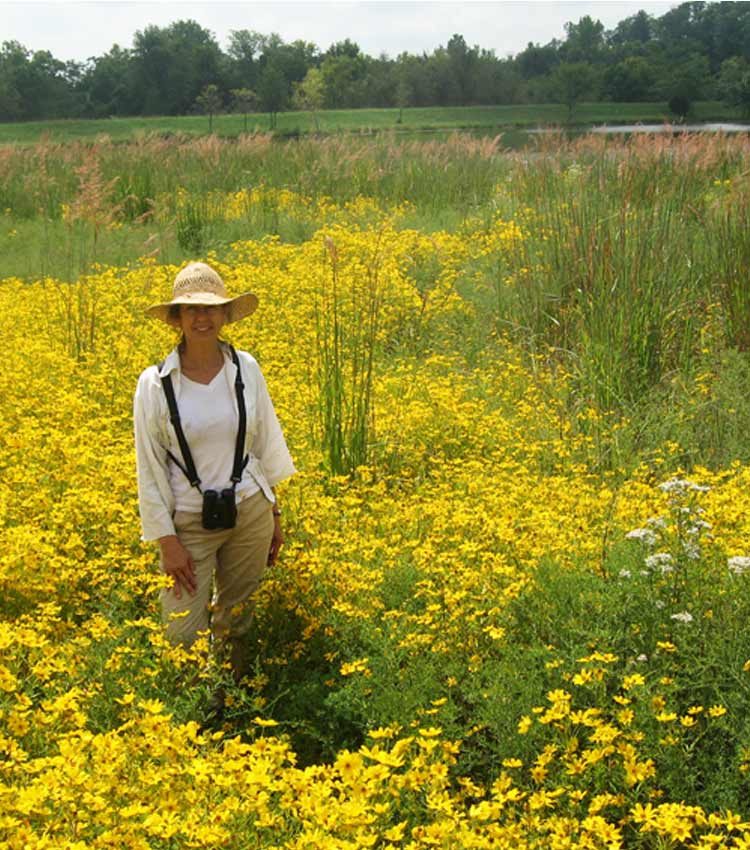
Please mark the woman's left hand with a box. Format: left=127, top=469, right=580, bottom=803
left=268, top=515, right=284, bottom=565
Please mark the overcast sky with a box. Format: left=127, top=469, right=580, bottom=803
left=3, top=1, right=680, bottom=63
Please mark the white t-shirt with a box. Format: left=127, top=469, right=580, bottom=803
left=168, top=364, right=259, bottom=512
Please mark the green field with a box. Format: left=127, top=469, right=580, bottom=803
left=0, top=101, right=742, bottom=144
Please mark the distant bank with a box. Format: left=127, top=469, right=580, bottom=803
left=0, top=102, right=743, bottom=145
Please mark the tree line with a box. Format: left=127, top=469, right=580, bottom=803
left=2, top=1, right=750, bottom=125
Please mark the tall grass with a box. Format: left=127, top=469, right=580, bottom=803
left=3, top=129, right=750, bottom=460
left=315, top=234, right=381, bottom=476
left=492, top=132, right=750, bottom=411
left=0, top=133, right=505, bottom=227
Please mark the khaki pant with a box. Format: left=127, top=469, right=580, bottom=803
left=160, top=490, right=274, bottom=673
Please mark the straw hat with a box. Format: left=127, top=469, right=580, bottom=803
left=146, top=262, right=258, bottom=324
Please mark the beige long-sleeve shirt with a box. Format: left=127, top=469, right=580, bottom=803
left=134, top=343, right=296, bottom=541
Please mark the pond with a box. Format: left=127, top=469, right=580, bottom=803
left=508, top=121, right=750, bottom=148
left=397, top=122, right=750, bottom=149
left=542, top=122, right=750, bottom=134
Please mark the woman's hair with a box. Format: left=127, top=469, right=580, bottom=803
left=168, top=303, right=229, bottom=321
left=168, top=305, right=185, bottom=347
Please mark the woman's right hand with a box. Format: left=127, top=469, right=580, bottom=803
left=158, top=535, right=196, bottom=599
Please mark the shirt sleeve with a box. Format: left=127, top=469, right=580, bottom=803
left=250, top=362, right=297, bottom=489
left=134, top=369, right=177, bottom=541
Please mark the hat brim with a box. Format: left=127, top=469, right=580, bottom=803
left=146, top=291, right=259, bottom=324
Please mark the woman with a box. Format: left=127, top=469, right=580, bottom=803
left=134, top=261, right=295, bottom=683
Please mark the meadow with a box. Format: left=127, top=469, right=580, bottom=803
left=0, top=100, right=740, bottom=145
left=3, top=130, right=750, bottom=848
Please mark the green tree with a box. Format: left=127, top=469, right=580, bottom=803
left=326, top=38, right=361, bottom=59
left=474, top=50, right=524, bottom=105
left=718, top=56, right=750, bottom=115
left=446, top=33, right=478, bottom=104
left=131, top=20, right=222, bottom=115
left=230, top=87, right=258, bottom=132
left=695, top=2, right=750, bottom=72
left=266, top=39, right=318, bottom=90
left=655, top=50, right=710, bottom=116
left=227, top=29, right=265, bottom=88
left=130, top=25, right=169, bottom=114
left=0, top=76, right=21, bottom=121
left=395, top=78, right=412, bottom=122
left=515, top=41, right=560, bottom=80
left=358, top=54, right=396, bottom=107
left=395, top=52, right=438, bottom=107
left=0, top=41, right=79, bottom=120
left=562, top=15, right=606, bottom=63
left=320, top=52, right=366, bottom=109
left=549, top=61, right=598, bottom=120
left=427, top=47, right=462, bottom=106
left=0, top=41, right=30, bottom=120
left=292, top=67, right=324, bottom=130
left=80, top=45, right=134, bottom=117
left=656, top=2, right=705, bottom=46
left=32, top=50, right=80, bottom=117
left=604, top=56, right=656, bottom=101
left=607, top=10, right=655, bottom=46
left=257, top=63, right=287, bottom=128
left=195, top=83, right=223, bottom=131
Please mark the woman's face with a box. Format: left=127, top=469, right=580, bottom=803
left=174, top=303, right=228, bottom=345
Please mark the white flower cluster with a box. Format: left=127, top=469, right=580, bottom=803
left=670, top=611, right=694, bottom=623
left=658, top=477, right=711, bottom=495
left=621, top=478, right=715, bottom=629
left=619, top=475, right=719, bottom=630
left=625, top=527, right=658, bottom=547
left=682, top=540, right=702, bottom=560
left=728, top=556, right=750, bottom=576
left=645, top=552, right=674, bottom=575
left=687, top=518, right=712, bottom=535
left=647, top=516, right=667, bottom=530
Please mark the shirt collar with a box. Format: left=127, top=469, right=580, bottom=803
left=157, top=342, right=234, bottom=379
left=157, top=347, right=182, bottom=378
